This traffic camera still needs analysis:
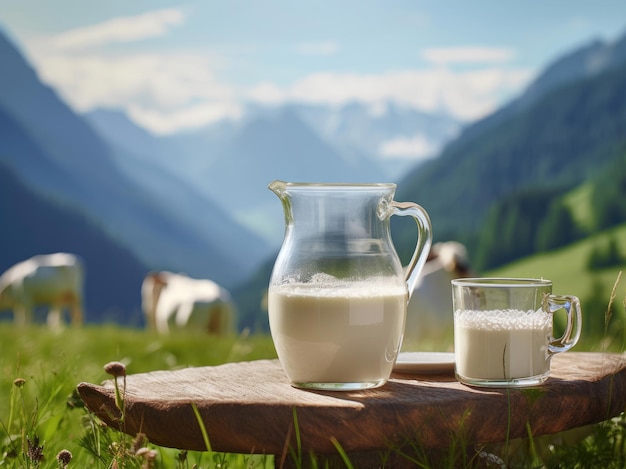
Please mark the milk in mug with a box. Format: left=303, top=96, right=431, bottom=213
left=268, top=282, right=407, bottom=386
left=454, top=309, right=552, bottom=381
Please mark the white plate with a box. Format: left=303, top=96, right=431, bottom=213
left=393, top=351, right=455, bottom=374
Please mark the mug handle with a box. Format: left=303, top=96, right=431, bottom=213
left=546, top=294, right=583, bottom=354
left=390, top=201, right=433, bottom=300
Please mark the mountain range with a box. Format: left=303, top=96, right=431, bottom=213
left=1, top=22, right=625, bottom=328
left=0, top=26, right=457, bottom=322
left=395, top=27, right=626, bottom=267
left=0, top=29, right=270, bottom=322
left=86, top=101, right=460, bottom=245
left=234, top=28, right=626, bottom=331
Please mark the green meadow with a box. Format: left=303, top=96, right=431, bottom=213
left=2, top=225, right=626, bottom=467
left=488, top=224, right=626, bottom=297
left=488, top=223, right=626, bottom=348
left=0, top=326, right=278, bottom=468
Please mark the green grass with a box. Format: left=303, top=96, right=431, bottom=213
left=487, top=224, right=626, bottom=295
left=0, top=326, right=277, bottom=468
left=2, top=323, right=626, bottom=468
left=2, top=233, right=626, bottom=469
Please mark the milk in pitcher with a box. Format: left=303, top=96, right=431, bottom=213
left=268, top=281, right=407, bottom=386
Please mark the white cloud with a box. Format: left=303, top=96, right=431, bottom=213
left=296, top=41, right=340, bottom=56
left=20, top=7, right=250, bottom=134
left=247, top=82, right=287, bottom=105
left=274, top=67, right=533, bottom=121
left=34, top=52, right=233, bottom=109
left=23, top=10, right=533, bottom=135
left=45, top=9, right=185, bottom=50
left=32, top=47, right=532, bottom=132
left=128, top=102, right=244, bottom=134
left=421, top=46, right=515, bottom=65
left=379, top=135, right=436, bottom=160
left=29, top=50, right=243, bottom=134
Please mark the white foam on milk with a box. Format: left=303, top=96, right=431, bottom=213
left=454, top=308, right=551, bottom=330
left=273, top=277, right=407, bottom=298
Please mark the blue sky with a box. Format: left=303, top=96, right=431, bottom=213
left=1, top=0, right=625, bottom=134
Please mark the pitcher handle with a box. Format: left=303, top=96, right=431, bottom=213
left=390, top=202, right=433, bottom=299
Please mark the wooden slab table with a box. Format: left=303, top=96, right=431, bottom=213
left=78, top=352, right=626, bottom=466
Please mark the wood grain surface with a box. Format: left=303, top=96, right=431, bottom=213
left=78, top=352, right=626, bottom=458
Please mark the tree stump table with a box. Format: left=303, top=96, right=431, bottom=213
left=78, top=352, right=626, bottom=467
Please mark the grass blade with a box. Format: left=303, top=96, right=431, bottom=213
left=330, top=437, right=354, bottom=469
left=191, top=402, right=212, bottom=452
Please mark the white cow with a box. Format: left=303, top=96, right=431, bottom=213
left=142, top=271, right=236, bottom=334
left=0, top=253, right=84, bottom=326
left=403, top=242, right=473, bottom=350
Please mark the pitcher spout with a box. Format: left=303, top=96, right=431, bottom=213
left=268, top=180, right=288, bottom=199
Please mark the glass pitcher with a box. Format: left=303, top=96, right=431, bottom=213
left=268, top=181, right=432, bottom=390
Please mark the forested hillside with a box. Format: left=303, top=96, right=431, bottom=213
left=475, top=150, right=626, bottom=269
left=396, top=60, right=626, bottom=271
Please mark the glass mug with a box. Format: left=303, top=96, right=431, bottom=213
left=452, top=278, right=582, bottom=387
left=268, top=181, right=432, bottom=391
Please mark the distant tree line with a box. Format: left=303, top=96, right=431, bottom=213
left=473, top=150, right=626, bottom=272
left=590, top=150, right=626, bottom=231
left=473, top=185, right=582, bottom=270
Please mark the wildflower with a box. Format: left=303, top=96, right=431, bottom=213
left=136, top=447, right=158, bottom=469
left=13, top=378, right=26, bottom=388
left=132, top=433, right=147, bottom=453
left=135, top=447, right=150, bottom=457
left=108, top=441, right=120, bottom=453
left=104, top=361, right=127, bottom=416
left=477, top=450, right=506, bottom=468
left=56, top=449, right=72, bottom=468
left=27, top=435, right=44, bottom=465
left=104, top=361, right=127, bottom=377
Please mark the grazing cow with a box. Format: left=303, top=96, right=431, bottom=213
left=0, top=253, right=84, bottom=326
left=403, top=242, right=474, bottom=350
left=142, top=271, right=236, bottom=334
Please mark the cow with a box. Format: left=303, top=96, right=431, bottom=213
left=402, top=241, right=474, bottom=350
left=0, top=253, right=84, bottom=326
left=141, top=271, right=236, bottom=335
